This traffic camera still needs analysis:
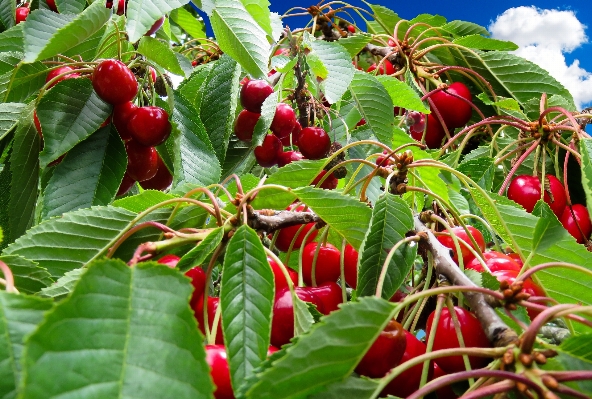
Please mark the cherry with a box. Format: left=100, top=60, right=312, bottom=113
left=240, top=79, right=273, bottom=113
left=195, top=297, right=224, bottom=344
left=430, top=82, right=472, bottom=128
left=426, top=306, right=490, bottom=374
left=347, top=25, right=356, bottom=34
left=298, top=127, right=331, bottom=160
left=410, top=113, right=446, bottom=149
left=302, top=282, right=342, bottom=313
left=139, top=154, right=173, bottom=191
left=270, top=287, right=325, bottom=347
left=376, top=150, right=392, bottom=166
left=274, top=48, right=290, bottom=56
left=234, top=109, right=260, bottom=141
left=356, top=118, right=366, bottom=127
left=355, top=320, right=406, bottom=378
left=270, top=103, right=296, bottom=139
left=343, top=244, right=358, bottom=289
left=45, top=66, right=80, bottom=88
left=277, top=150, right=304, bottom=167
left=156, top=254, right=179, bottom=268
left=466, top=251, right=522, bottom=273
left=280, top=121, right=301, bottom=146
left=406, top=111, right=426, bottom=132
left=506, top=174, right=566, bottom=217
left=205, top=345, right=234, bottom=399
left=560, top=204, right=592, bottom=244
left=46, top=0, right=58, bottom=12
left=437, top=225, right=486, bottom=265
left=124, top=140, right=158, bottom=182
left=432, top=363, right=458, bottom=399
left=146, top=16, right=165, bottom=36
left=112, top=101, right=138, bottom=141
left=148, top=67, right=157, bottom=82
left=116, top=172, right=135, bottom=196
left=92, top=59, right=138, bottom=105
left=311, top=170, right=338, bottom=190
left=366, top=60, right=396, bottom=75
left=115, top=0, right=125, bottom=15
left=127, top=106, right=171, bottom=147
left=275, top=205, right=318, bottom=252
left=254, top=134, right=282, bottom=167
left=185, top=266, right=207, bottom=307
left=301, top=242, right=341, bottom=286
left=16, top=7, right=29, bottom=24
left=492, top=269, right=545, bottom=319
left=33, top=111, right=42, bottom=138
left=267, top=256, right=298, bottom=293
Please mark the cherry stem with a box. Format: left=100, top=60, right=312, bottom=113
left=204, top=244, right=225, bottom=345
left=374, top=235, right=420, bottom=297
left=108, top=221, right=177, bottom=259
left=458, top=380, right=515, bottom=399
left=497, top=139, right=541, bottom=195
left=0, top=261, right=16, bottom=294
left=517, top=262, right=592, bottom=284
left=555, top=383, right=591, bottom=399
left=521, top=304, right=580, bottom=354
left=548, top=371, right=592, bottom=383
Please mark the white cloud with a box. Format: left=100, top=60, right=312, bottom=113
left=489, top=6, right=592, bottom=110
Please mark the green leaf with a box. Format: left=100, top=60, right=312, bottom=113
left=172, top=92, right=221, bottom=188
left=357, top=194, right=416, bottom=299
left=126, top=0, right=190, bottom=42
left=177, top=226, right=225, bottom=272
left=23, top=2, right=111, bottom=63
left=0, top=292, right=53, bottom=399
left=0, top=0, right=15, bottom=30
left=62, top=25, right=106, bottom=62
left=0, top=255, right=53, bottom=295
left=19, top=258, right=214, bottom=399
left=580, top=138, right=592, bottom=218
left=0, top=25, right=24, bottom=53
left=441, top=20, right=489, bottom=37
left=198, top=54, right=241, bottom=163
left=309, top=376, right=380, bottom=399
left=293, top=187, right=372, bottom=250
left=178, top=62, right=215, bottom=107
left=452, top=35, right=518, bottom=51
left=170, top=7, right=206, bottom=39
left=375, top=75, right=430, bottom=113
left=307, top=35, right=355, bottom=104
left=39, top=268, right=85, bottom=299
left=555, top=334, right=592, bottom=394
left=137, top=36, right=186, bottom=76
left=244, top=297, right=396, bottom=398
left=210, top=0, right=270, bottom=79
left=457, top=157, right=495, bottom=191
left=0, top=103, right=26, bottom=142
left=337, top=33, right=373, bottom=58
left=54, top=0, right=86, bottom=14
left=366, top=3, right=401, bottom=35
left=0, top=53, right=47, bottom=103
left=3, top=206, right=138, bottom=278
left=221, top=225, right=274, bottom=392
left=349, top=70, right=394, bottom=145
left=242, top=0, right=273, bottom=39
left=37, top=78, right=112, bottom=168
left=113, top=190, right=178, bottom=213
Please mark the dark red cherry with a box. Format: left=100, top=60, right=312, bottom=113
left=46, top=66, right=80, bottom=88
left=194, top=297, right=224, bottom=344
left=125, top=140, right=158, bottom=182
left=240, top=79, right=273, bottom=113
left=205, top=345, right=235, bottom=399
left=254, top=134, right=282, bottom=167
left=280, top=120, right=301, bottom=146
left=560, top=204, right=592, bottom=244
left=298, top=127, right=331, bottom=159
left=116, top=172, right=135, bottom=196
left=311, top=170, right=338, bottom=190
left=277, top=150, right=304, bottom=167
left=343, top=244, right=358, bottom=289
left=267, top=256, right=298, bottom=293
left=410, top=113, right=446, bottom=149
left=436, top=225, right=486, bottom=265
left=47, top=0, right=58, bottom=12
left=92, top=59, right=138, bottom=105
left=127, top=106, right=171, bottom=146
left=185, top=266, right=207, bottom=307
left=234, top=109, right=260, bottom=141
left=146, top=16, right=165, bottom=36
left=430, top=82, right=472, bottom=128
left=275, top=204, right=318, bottom=252
left=301, top=242, right=341, bottom=286
left=466, top=251, right=521, bottom=273
left=270, top=103, right=296, bottom=139
left=302, top=282, right=343, bottom=313
left=507, top=174, right=566, bottom=217
left=112, top=101, right=137, bottom=141
left=355, top=320, right=406, bottom=378
left=139, top=155, right=173, bottom=191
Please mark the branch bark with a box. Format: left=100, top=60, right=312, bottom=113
left=248, top=209, right=322, bottom=232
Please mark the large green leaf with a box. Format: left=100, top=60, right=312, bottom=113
left=171, top=92, right=221, bottom=188
left=177, top=227, right=225, bottom=272
left=452, top=35, right=518, bottom=51
left=54, top=0, right=86, bottom=14
left=349, top=71, right=394, bottom=145
left=39, top=268, right=85, bottom=299
left=137, top=36, right=186, bottom=76
left=0, top=0, right=15, bottom=30
left=0, top=292, right=53, bottom=399
left=19, top=258, right=214, bottom=399
left=221, top=225, right=274, bottom=393
left=357, top=193, right=416, bottom=299
left=41, top=127, right=127, bottom=219
left=337, top=33, right=373, bottom=58
left=0, top=103, right=26, bottom=142
left=293, top=187, right=372, bottom=250
left=0, top=255, right=53, bottom=295
left=23, top=2, right=111, bottom=63
left=242, top=0, right=273, bottom=39
left=170, top=7, right=206, bottom=39
left=126, top=0, right=190, bottom=42
left=0, top=52, right=46, bottom=103
left=178, top=62, right=215, bottom=107
left=0, top=25, right=24, bottom=53
left=244, top=297, right=396, bottom=398
left=112, top=190, right=177, bottom=213
left=37, top=78, right=112, bottom=168
left=375, top=75, right=429, bottom=113
left=210, top=0, right=269, bottom=79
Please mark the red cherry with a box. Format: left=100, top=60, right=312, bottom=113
left=33, top=111, right=42, bottom=138
left=240, top=79, right=274, bottom=113
left=194, top=297, right=224, bottom=344
left=254, top=134, right=282, bottom=167
left=437, top=225, right=486, bottom=265
left=92, top=59, right=138, bottom=105
left=410, top=113, right=446, bottom=149
left=280, top=121, right=301, bottom=146
left=430, top=82, right=473, bottom=128
left=270, top=103, right=296, bottom=138
left=560, top=204, right=592, bottom=244
left=139, top=154, right=173, bottom=191
left=270, top=287, right=325, bottom=347
left=149, top=67, right=157, bottom=82
left=347, top=25, right=356, bottom=33
left=277, top=150, right=304, bottom=167
left=432, top=363, right=458, bottom=399
left=112, top=101, right=138, bottom=141
left=301, top=242, right=341, bottom=286
left=275, top=205, right=318, bottom=252
left=146, top=16, right=165, bottom=36
left=16, top=7, right=29, bottom=24
left=311, top=170, right=338, bottom=190
left=466, top=251, right=522, bottom=273
left=205, top=345, right=235, bottom=399
left=127, top=106, right=171, bottom=147
left=507, top=174, right=566, bottom=217
left=233, top=109, right=260, bottom=141
left=366, top=60, right=396, bottom=75
left=267, top=256, right=298, bottom=293
left=45, top=66, right=80, bottom=88
left=156, top=254, right=179, bottom=268
left=125, top=140, right=158, bottom=182
left=426, top=306, right=490, bottom=373
left=274, top=48, right=290, bottom=56
left=343, top=244, right=358, bottom=289
left=389, top=288, right=408, bottom=303
left=116, top=172, right=135, bottom=196
left=356, top=118, right=366, bottom=127
left=185, top=266, right=207, bottom=307
left=355, top=320, right=406, bottom=378
left=47, top=0, right=58, bottom=12
left=302, top=282, right=343, bottom=313
left=116, top=0, right=125, bottom=15
left=492, top=269, right=545, bottom=319
left=298, top=127, right=331, bottom=159
left=376, top=150, right=392, bottom=166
